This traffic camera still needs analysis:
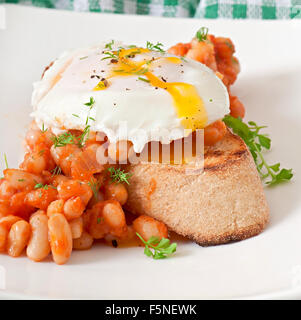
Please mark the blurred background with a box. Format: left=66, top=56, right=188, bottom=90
left=0, top=0, right=300, bottom=19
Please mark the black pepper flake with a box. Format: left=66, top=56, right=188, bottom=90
left=181, top=71, right=184, bottom=73
left=180, top=64, right=184, bottom=67
left=113, top=103, right=116, bottom=106
left=112, top=240, right=118, bottom=248
left=101, top=70, right=105, bottom=72
left=101, top=78, right=109, bottom=87
left=155, top=87, right=158, bottom=90
left=110, top=59, right=118, bottom=64
left=91, top=75, right=100, bottom=79
left=161, top=77, right=167, bottom=82
left=126, top=88, right=130, bottom=91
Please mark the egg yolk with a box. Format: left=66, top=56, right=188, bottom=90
left=94, top=47, right=208, bottom=130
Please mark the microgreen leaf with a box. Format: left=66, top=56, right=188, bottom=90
left=4, top=154, right=8, bottom=169
left=88, top=178, right=101, bottom=200
left=223, top=115, right=293, bottom=186
left=136, top=232, right=177, bottom=260
left=146, top=41, right=165, bottom=53
left=107, top=167, right=132, bottom=185
left=196, top=27, right=209, bottom=42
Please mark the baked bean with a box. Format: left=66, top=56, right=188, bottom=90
left=204, top=120, right=227, bottom=146
left=133, top=215, right=168, bottom=241
left=104, top=182, right=128, bottom=205
left=63, top=196, right=85, bottom=220
left=102, top=201, right=127, bottom=238
left=47, top=199, right=64, bottom=217
left=25, top=187, right=58, bottom=210
left=20, top=151, right=47, bottom=175
left=50, top=144, right=81, bottom=176
left=73, top=231, right=93, bottom=250
left=229, top=95, right=245, bottom=119
left=168, top=43, right=191, bottom=56
left=0, top=180, right=16, bottom=199
left=4, top=169, right=43, bottom=191
left=69, top=217, right=83, bottom=239
left=26, top=211, right=50, bottom=262
left=0, top=215, right=22, bottom=252
left=48, top=213, right=73, bottom=265
left=0, top=200, right=10, bottom=218
left=7, top=220, right=31, bottom=257
left=87, top=203, right=109, bottom=239
left=57, top=180, right=92, bottom=206
left=71, top=143, right=104, bottom=180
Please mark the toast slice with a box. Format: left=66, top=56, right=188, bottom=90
left=124, top=130, right=269, bottom=245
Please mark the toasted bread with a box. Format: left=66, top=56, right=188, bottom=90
left=125, top=130, right=269, bottom=245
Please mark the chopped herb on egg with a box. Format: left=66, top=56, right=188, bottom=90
left=146, top=41, right=165, bottom=53
left=138, top=77, right=150, bottom=83
left=105, top=40, right=115, bottom=51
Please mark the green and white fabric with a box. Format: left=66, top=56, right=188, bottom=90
left=1, top=0, right=300, bottom=18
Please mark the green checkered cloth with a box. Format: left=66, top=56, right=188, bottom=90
left=1, top=0, right=300, bottom=18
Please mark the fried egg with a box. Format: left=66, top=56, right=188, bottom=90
left=31, top=41, right=230, bottom=152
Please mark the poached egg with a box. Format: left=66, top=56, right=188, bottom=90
left=31, top=41, right=230, bottom=153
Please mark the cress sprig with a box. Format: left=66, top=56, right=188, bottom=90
left=146, top=41, right=165, bottom=53
left=107, top=167, right=132, bottom=185
left=88, top=178, right=101, bottom=200
left=196, top=27, right=209, bottom=42
left=34, top=182, right=56, bottom=190
left=223, top=115, right=293, bottom=186
left=136, top=233, right=177, bottom=260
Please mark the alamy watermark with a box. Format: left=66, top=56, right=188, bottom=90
left=93, top=122, right=205, bottom=175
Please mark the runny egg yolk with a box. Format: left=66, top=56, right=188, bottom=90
left=93, top=47, right=208, bottom=130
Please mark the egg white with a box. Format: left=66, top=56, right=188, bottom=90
left=31, top=41, right=230, bottom=152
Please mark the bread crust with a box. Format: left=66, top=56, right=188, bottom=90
left=125, top=130, right=269, bottom=245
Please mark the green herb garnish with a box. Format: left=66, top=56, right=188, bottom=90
left=196, top=27, right=209, bottom=42
left=84, top=97, right=95, bottom=109
left=4, top=154, right=8, bottom=169
left=51, top=166, right=62, bottom=177
left=107, top=167, right=132, bottom=185
left=223, top=115, right=293, bottom=186
left=34, top=183, right=56, bottom=190
left=105, top=40, right=115, bottom=51
left=146, top=41, right=165, bottom=53
left=138, top=77, right=150, bottom=83
left=41, top=123, right=48, bottom=133
left=52, top=132, right=76, bottom=148
left=78, top=125, right=90, bottom=147
left=101, top=51, right=119, bottom=61
left=88, top=178, right=101, bottom=200
left=136, top=233, right=177, bottom=259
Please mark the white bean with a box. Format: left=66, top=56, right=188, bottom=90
left=27, top=212, right=50, bottom=262
left=48, top=213, right=72, bottom=265
left=7, top=220, right=31, bottom=257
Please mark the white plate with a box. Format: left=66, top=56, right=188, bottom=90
left=0, top=4, right=301, bottom=300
